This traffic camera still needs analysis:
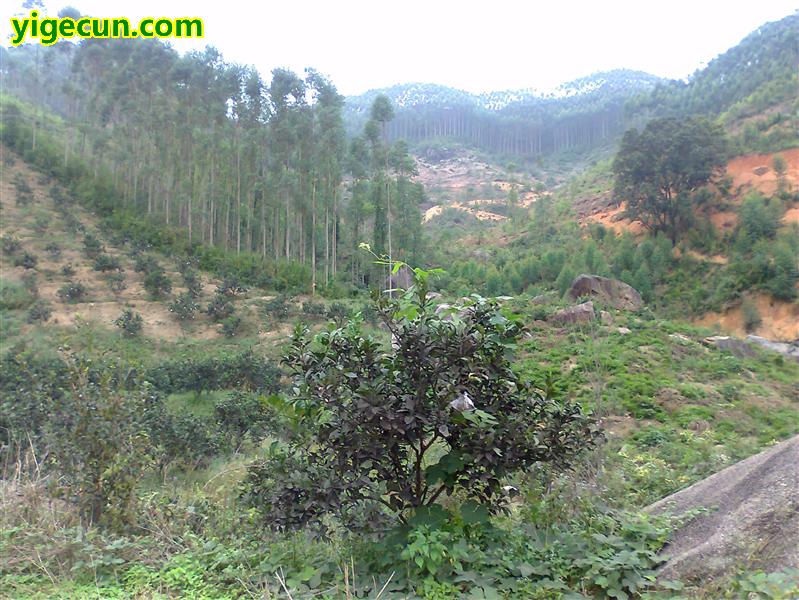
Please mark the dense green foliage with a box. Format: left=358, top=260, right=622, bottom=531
left=2, top=36, right=424, bottom=293
left=346, top=71, right=663, bottom=159
left=612, top=117, right=727, bottom=241
left=2, top=11, right=798, bottom=600
left=244, top=271, right=597, bottom=531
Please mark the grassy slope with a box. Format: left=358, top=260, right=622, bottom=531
left=1, top=130, right=798, bottom=598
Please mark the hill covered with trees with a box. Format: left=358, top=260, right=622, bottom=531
left=345, top=13, right=798, bottom=161
left=345, top=70, right=664, bottom=158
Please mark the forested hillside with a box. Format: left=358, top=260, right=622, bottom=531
left=345, top=70, right=663, bottom=158
left=345, top=13, right=798, bottom=161
left=2, top=39, right=424, bottom=293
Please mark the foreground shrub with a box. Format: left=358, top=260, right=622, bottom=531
left=143, top=268, right=172, bottom=298
left=169, top=292, right=199, bottom=321
left=57, top=281, right=88, bottom=303
left=26, top=300, right=52, bottom=323
left=1, top=234, right=22, bottom=254
left=206, top=293, right=235, bottom=321
left=93, top=253, right=122, bottom=272
left=44, top=357, right=155, bottom=529
left=220, top=315, right=241, bottom=337
left=243, top=266, right=599, bottom=531
left=115, top=309, right=143, bottom=337
left=13, top=251, right=38, bottom=269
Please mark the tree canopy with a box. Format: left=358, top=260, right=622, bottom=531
left=612, top=116, right=727, bottom=242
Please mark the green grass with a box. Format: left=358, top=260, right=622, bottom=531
left=165, top=390, right=227, bottom=418
left=511, top=304, right=799, bottom=507
left=0, top=278, right=34, bottom=310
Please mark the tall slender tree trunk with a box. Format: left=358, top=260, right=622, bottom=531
left=311, top=178, right=317, bottom=295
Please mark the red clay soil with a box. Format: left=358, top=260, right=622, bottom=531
left=694, top=293, right=799, bottom=342
left=725, top=147, right=799, bottom=197
left=581, top=203, right=647, bottom=236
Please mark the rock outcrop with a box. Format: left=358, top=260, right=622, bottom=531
left=647, top=435, right=799, bottom=582
left=706, top=335, right=799, bottom=362
left=747, top=335, right=799, bottom=362
left=568, top=274, right=643, bottom=311
left=550, top=301, right=595, bottom=325
left=705, top=335, right=759, bottom=359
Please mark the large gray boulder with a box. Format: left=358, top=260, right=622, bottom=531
left=747, top=335, right=799, bottom=363
left=647, top=435, right=799, bottom=582
left=568, top=274, right=643, bottom=311
left=705, top=335, right=759, bottom=359
left=550, top=301, right=595, bottom=325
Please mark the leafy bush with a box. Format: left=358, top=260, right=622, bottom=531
left=181, top=269, right=203, bottom=298
left=735, top=192, right=780, bottom=252
left=61, top=263, right=76, bottom=277
left=26, top=300, right=52, bottom=323
left=169, top=292, right=199, bottom=321
left=44, top=241, right=61, bottom=258
left=82, top=232, right=103, bottom=258
left=243, top=268, right=598, bottom=531
left=206, top=294, right=235, bottom=321
left=21, top=271, right=38, bottom=295
left=143, top=399, right=220, bottom=473
left=106, top=271, right=127, bottom=293
left=0, top=279, right=35, bottom=310
left=301, top=300, right=326, bottom=317
left=143, top=268, right=172, bottom=299
left=115, top=309, right=143, bottom=337
left=12, top=173, right=34, bottom=205
left=326, top=301, right=352, bottom=326
left=57, top=281, right=88, bottom=303
left=262, top=294, right=290, bottom=320
left=742, top=299, right=762, bottom=332
left=13, top=251, right=38, bottom=270
left=216, top=276, right=247, bottom=297
left=44, top=356, right=155, bottom=529
left=144, top=351, right=280, bottom=395
left=33, top=214, right=50, bottom=233
left=1, top=234, right=22, bottom=254
left=214, top=391, right=274, bottom=450
left=134, top=254, right=159, bottom=273
left=93, top=253, right=122, bottom=272
left=220, top=315, right=241, bottom=338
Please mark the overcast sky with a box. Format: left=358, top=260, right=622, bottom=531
left=5, top=1, right=798, bottom=95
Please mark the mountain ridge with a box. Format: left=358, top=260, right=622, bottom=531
left=345, top=69, right=665, bottom=113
